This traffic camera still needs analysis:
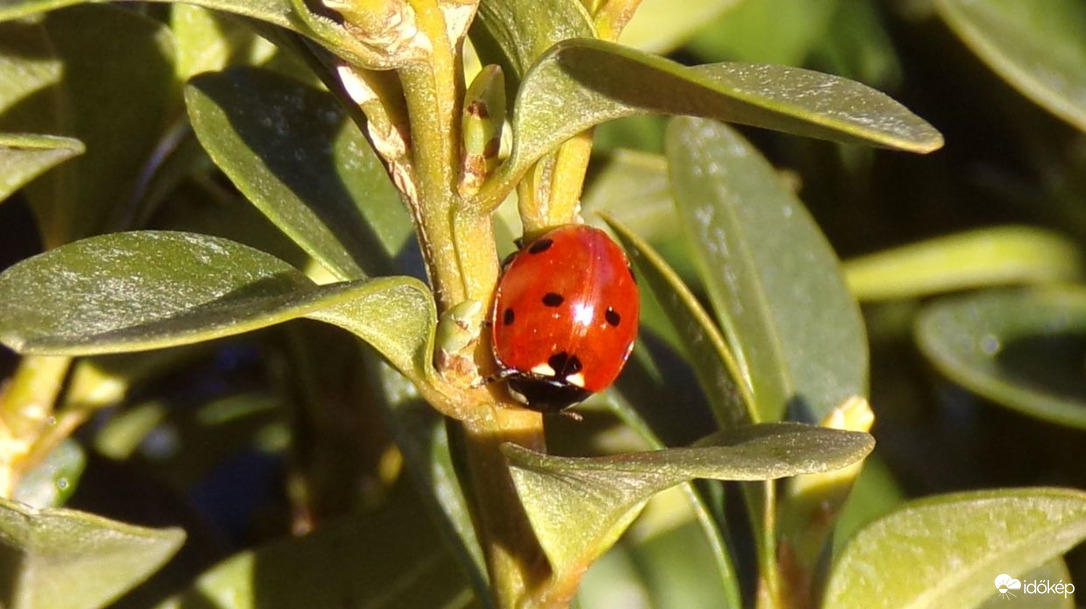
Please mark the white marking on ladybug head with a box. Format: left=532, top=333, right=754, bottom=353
left=572, top=302, right=595, bottom=326
left=531, top=362, right=557, bottom=377
left=566, top=372, right=586, bottom=388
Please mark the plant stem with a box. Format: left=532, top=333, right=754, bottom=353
left=462, top=408, right=550, bottom=608
left=395, top=5, right=551, bottom=609
left=543, top=132, right=594, bottom=228
left=517, top=133, right=595, bottom=233
left=755, top=481, right=782, bottom=609
left=0, top=355, right=71, bottom=497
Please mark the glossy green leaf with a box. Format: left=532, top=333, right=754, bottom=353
left=171, top=4, right=269, bottom=81
left=845, top=226, right=1084, bottom=301
left=914, top=286, right=1086, bottom=430
left=0, top=0, right=397, bottom=70
left=832, top=454, right=903, bottom=555
left=581, top=508, right=738, bottom=609
left=501, top=37, right=943, bottom=187
left=505, top=422, right=873, bottom=578
left=0, top=231, right=435, bottom=385
left=823, top=487, right=1086, bottom=609
left=0, top=6, right=176, bottom=248
left=687, top=0, right=839, bottom=66
left=598, top=389, right=743, bottom=609
left=582, top=151, right=676, bottom=242
left=0, top=133, right=83, bottom=202
left=936, top=0, right=1086, bottom=132
left=472, top=0, right=594, bottom=83
left=186, top=67, right=411, bottom=280
left=0, top=0, right=287, bottom=38
left=0, top=497, right=185, bottom=609
left=603, top=213, right=753, bottom=428
left=0, top=21, right=60, bottom=114
left=667, top=117, right=867, bottom=423
left=148, top=152, right=313, bottom=272
left=158, top=487, right=472, bottom=609
left=618, top=0, right=741, bottom=54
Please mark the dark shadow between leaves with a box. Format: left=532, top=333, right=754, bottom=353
left=613, top=328, right=716, bottom=447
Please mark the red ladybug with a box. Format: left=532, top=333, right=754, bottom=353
left=491, top=224, right=640, bottom=412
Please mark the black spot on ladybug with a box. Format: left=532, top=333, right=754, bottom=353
left=605, top=307, right=621, bottom=327
left=542, top=292, right=564, bottom=307
left=528, top=238, right=554, bottom=254
left=548, top=351, right=583, bottom=377
left=503, top=308, right=515, bottom=325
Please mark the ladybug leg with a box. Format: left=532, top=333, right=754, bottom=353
left=485, top=367, right=518, bottom=384
left=558, top=409, right=584, bottom=422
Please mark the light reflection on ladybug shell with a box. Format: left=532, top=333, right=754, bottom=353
left=491, top=225, right=639, bottom=412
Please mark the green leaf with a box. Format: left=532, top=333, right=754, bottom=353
left=597, top=390, right=743, bottom=609
left=582, top=151, right=676, bottom=242
left=471, top=0, right=594, bottom=83
left=831, top=454, right=903, bottom=555
left=0, top=21, right=61, bottom=114
left=0, top=231, right=435, bottom=385
left=171, top=4, right=268, bottom=81
left=914, top=286, right=1086, bottom=430
left=157, top=486, right=472, bottom=609
left=603, top=213, right=753, bottom=428
left=613, top=515, right=740, bottom=609
left=0, top=133, right=83, bottom=202
left=0, top=497, right=185, bottom=609
left=505, top=422, right=873, bottom=578
left=936, top=0, right=1086, bottom=133
left=823, top=487, right=1086, bottom=609
left=845, top=226, right=1085, bottom=301
left=0, top=6, right=177, bottom=247
left=0, top=0, right=292, bottom=30
left=186, top=67, right=411, bottom=280
left=0, top=0, right=396, bottom=70
left=687, top=0, right=840, bottom=66
left=502, top=37, right=943, bottom=185
left=666, top=117, right=868, bottom=423
left=618, top=0, right=741, bottom=54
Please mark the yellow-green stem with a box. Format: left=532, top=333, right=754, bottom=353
left=396, top=6, right=551, bottom=609
left=0, top=355, right=71, bottom=497
left=543, top=132, right=594, bottom=227
left=518, top=133, right=595, bottom=234
left=755, top=481, right=781, bottom=609
left=462, top=409, right=550, bottom=608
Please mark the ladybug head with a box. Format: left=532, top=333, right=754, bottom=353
left=506, top=374, right=592, bottom=413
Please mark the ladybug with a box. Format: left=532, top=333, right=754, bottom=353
left=491, top=224, right=640, bottom=413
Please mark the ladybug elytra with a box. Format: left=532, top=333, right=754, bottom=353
left=491, top=224, right=640, bottom=413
